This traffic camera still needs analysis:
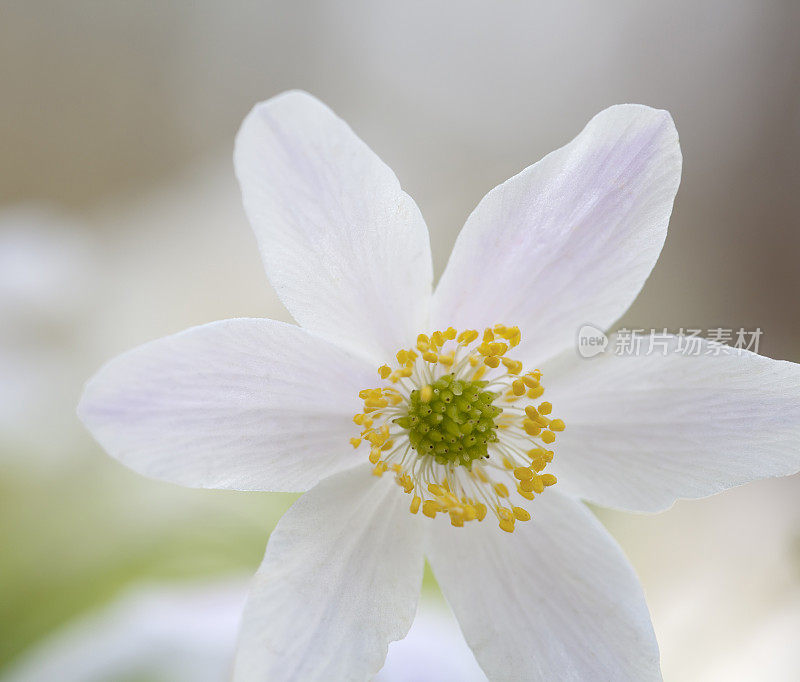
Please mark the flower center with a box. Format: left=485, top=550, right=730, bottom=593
left=352, top=325, right=564, bottom=533
left=400, top=375, right=501, bottom=466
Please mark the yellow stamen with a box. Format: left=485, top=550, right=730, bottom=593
left=351, top=325, right=564, bottom=533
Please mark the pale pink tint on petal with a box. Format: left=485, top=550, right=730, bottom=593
left=433, top=104, right=681, bottom=368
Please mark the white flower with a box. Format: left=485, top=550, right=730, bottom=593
left=78, top=91, right=800, bottom=681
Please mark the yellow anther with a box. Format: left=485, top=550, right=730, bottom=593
left=477, top=342, right=492, bottom=356
left=438, top=353, right=455, bottom=366
left=431, top=331, right=445, bottom=347
left=541, top=430, right=556, bottom=444
left=527, top=386, right=545, bottom=399
left=482, top=328, right=495, bottom=343
left=494, top=483, right=509, bottom=498
left=410, top=496, right=421, bottom=514
left=523, top=419, right=542, bottom=436
left=428, top=483, right=446, bottom=497
left=457, top=329, right=479, bottom=344
left=472, top=365, right=487, bottom=380
left=443, top=492, right=461, bottom=507
left=498, top=507, right=514, bottom=521
left=499, top=518, right=515, bottom=533
left=420, top=385, right=433, bottom=402
left=512, top=506, right=531, bottom=521
left=541, top=474, right=557, bottom=487
left=524, top=405, right=539, bottom=419
left=518, top=488, right=535, bottom=500
left=512, top=379, right=526, bottom=396
left=538, top=402, right=552, bottom=415
left=530, top=457, right=546, bottom=472
left=366, top=432, right=387, bottom=447
left=369, top=449, right=382, bottom=464
left=502, top=357, right=523, bottom=374
left=373, top=462, right=386, bottom=476
left=522, top=375, right=539, bottom=388
left=513, top=467, right=533, bottom=481
left=350, top=437, right=361, bottom=448
left=519, top=478, right=535, bottom=493
left=422, top=500, right=440, bottom=518
left=475, top=502, right=488, bottom=521
left=422, top=351, right=438, bottom=363
left=489, top=342, right=508, bottom=356
left=450, top=511, right=465, bottom=527
left=444, top=327, right=457, bottom=340
left=484, top=356, right=500, bottom=368
left=378, top=365, right=391, bottom=379
left=531, top=476, right=545, bottom=493
left=549, top=418, right=565, bottom=432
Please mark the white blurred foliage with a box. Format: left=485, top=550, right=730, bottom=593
left=376, top=600, right=487, bottom=682
left=2, top=579, right=486, bottom=682
left=0, top=208, right=96, bottom=464
left=1, top=580, right=246, bottom=682
left=0, top=208, right=94, bottom=333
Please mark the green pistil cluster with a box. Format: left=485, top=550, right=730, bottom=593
left=394, top=374, right=502, bottom=467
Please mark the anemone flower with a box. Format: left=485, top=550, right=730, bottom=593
left=78, top=91, right=800, bottom=681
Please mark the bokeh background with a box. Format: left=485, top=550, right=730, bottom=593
left=2, top=2, right=799, bottom=680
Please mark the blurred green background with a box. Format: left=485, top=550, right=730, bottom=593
left=1, top=2, right=799, bottom=680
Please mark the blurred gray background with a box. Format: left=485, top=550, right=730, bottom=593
left=1, top=2, right=799, bottom=680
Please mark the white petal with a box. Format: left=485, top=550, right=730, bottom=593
left=235, top=90, right=432, bottom=364
left=426, top=491, right=660, bottom=682
left=544, top=337, right=800, bottom=512
left=78, top=318, right=374, bottom=492
left=432, top=104, right=681, bottom=366
left=233, top=465, right=425, bottom=681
